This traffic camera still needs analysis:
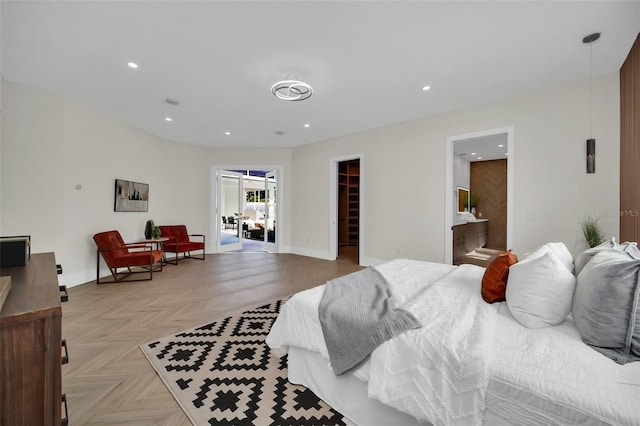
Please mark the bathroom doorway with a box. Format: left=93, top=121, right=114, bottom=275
left=444, top=127, right=514, bottom=264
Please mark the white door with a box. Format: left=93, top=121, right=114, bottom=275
left=217, top=170, right=243, bottom=252
left=264, top=170, right=277, bottom=252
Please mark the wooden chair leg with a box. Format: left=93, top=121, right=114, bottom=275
left=96, top=250, right=101, bottom=284
left=184, top=250, right=206, bottom=261
left=97, top=259, right=157, bottom=284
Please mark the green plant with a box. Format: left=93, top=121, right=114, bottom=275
left=246, top=190, right=266, bottom=203
left=145, top=219, right=161, bottom=239
left=580, top=215, right=605, bottom=248
left=469, top=191, right=479, bottom=209
left=460, top=191, right=479, bottom=211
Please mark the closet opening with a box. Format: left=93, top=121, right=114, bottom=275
left=337, top=159, right=360, bottom=263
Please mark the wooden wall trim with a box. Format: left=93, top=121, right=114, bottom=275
left=620, top=33, right=640, bottom=242
left=471, top=159, right=507, bottom=250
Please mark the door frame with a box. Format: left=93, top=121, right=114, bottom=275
left=216, top=169, right=244, bottom=252
left=264, top=170, right=277, bottom=252
left=210, top=165, right=283, bottom=254
left=329, top=154, right=363, bottom=262
left=444, top=126, right=514, bottom=264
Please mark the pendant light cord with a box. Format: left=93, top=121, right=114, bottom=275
left=589, top=41, right=593, bottom=138
left=582, top=32, right=601, bottom=138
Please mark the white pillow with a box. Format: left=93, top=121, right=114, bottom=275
left=518, top=245, right=547, bottom=263
left=520, top=242, right=573, bottom=273
left=544, top=242, right=574, bottom=273
left=506, top=251, right=576, bottom=328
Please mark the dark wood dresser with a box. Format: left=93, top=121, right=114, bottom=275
left=0, top=252, right=63, bottom=425
left=452, top=220, right=502, bottom=267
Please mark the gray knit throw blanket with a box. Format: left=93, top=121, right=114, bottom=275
left=318, top=267, right=422, bottom=375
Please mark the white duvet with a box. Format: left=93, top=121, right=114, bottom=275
left=368, top=263, right=495, bottom=425
left=266, top=259, right=457, bottom=381
left=266, top=258, right=640, bottom=426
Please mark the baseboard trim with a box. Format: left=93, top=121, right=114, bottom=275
left=63, top=248, right=340, bottom=287
left=289, top=246, right=334, bottom=261
left=58, top=269, right=101, bottom=288
left=359, top=256, right=388, bottom=267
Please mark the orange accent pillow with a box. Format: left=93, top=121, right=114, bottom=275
left=481, top=251, right=519, bottom=303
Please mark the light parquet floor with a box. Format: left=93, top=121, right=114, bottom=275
left=62, top=253, right=362, bottom=425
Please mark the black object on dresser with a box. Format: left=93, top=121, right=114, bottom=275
left=0, top=235, right=31, bottom=268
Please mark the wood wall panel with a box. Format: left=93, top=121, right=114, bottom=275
left=620, top=33, right=640, bottom=243
left=471, top=159, right=507, bottom=250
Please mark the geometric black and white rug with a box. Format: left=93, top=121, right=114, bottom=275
left=140, top=299, right=346, bottom=425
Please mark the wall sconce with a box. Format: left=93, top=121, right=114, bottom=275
left=583, top=32, right=600, bottom=174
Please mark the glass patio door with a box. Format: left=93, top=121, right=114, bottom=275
left=217, top=170, right=243, bottom=252
left=264, top=170, right=277, bottom=252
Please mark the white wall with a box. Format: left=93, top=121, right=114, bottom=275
left=0, top=6, right=3, bottom=224
left=2, top=81, right=209, bottom=286
left=1, top=72, right=621, bottom=285
left=1, top=82, right=65, bottom=253
left=1, top=81, right=293, bottom=286
left=0, top=0, right=3, bottom=225
left=290, top=72, right=620, bottom=264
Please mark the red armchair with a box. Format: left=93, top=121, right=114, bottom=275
left=93, top=230, right=163, bottom=284
left=158, top=225, right=205, bottom=265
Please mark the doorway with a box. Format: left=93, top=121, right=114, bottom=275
left=214, top=168, right=279, bottom=253
left=337, top=158, right=360, bottom=263
left=444, top=127, right=514, bottom=264
left=218, top=170, right=243, bottom=252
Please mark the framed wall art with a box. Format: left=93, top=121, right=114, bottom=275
left=114, top=179, right=149, bottom=212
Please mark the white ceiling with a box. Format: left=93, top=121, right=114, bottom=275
left=2, top=1, right=639, bottom=149
left=454, top=133, right=508, bottom=163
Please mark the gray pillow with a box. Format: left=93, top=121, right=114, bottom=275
left=572, top=249, right=640, bottom=364
left=573, top=238, right=639, bottom=276
left=624, top=242, right=640, bottom=260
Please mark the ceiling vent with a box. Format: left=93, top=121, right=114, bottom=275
left=164, top=97, right=180, bottom=106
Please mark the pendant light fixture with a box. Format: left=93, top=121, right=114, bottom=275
left=583, top=32, right=600, bottom=174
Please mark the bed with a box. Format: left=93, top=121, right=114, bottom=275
left=266, top=244, right=640, bottom=426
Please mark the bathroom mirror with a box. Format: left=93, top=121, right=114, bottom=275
left=457, top=186, right=470, bottom=213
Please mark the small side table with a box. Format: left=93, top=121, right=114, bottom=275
left=137, top=237, right=170, bottom=266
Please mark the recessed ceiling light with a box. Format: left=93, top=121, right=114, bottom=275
left=422, top=85, right=431, bottom=91
left=225, top=131, right=231, bottom=136
left=505, top=153, right=509, bottom=156
left=165, top=117, right=172, bottom=122
left=128, top=62, right=138, bottom=69
left=471, top=152, right=476, bottom=156
left=477, top=157, right=482, bottom=160
left=498, top=144, right=504, bottom=148
left=304, top=124, right=310, bottom=128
